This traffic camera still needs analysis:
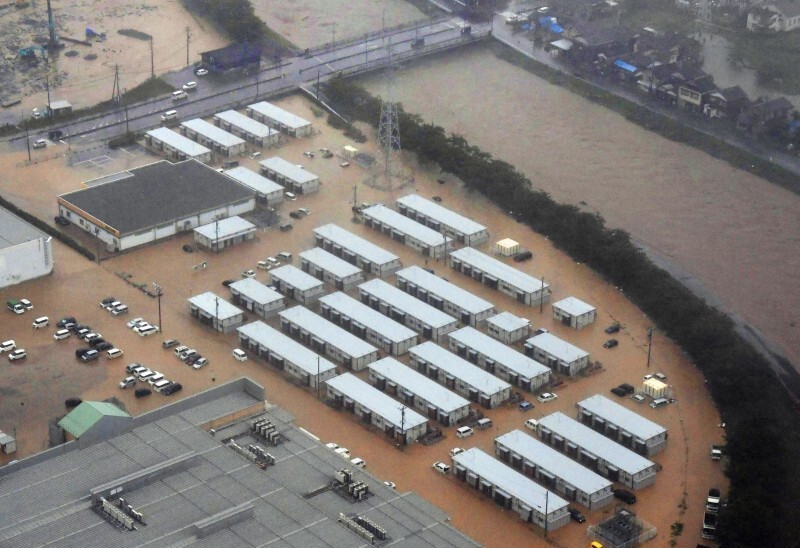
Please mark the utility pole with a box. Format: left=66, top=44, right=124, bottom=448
left=153, top=282, right=163, bottom=334
left=331, top=22, right=336, bottom=50
left=24, top=118, right=31, bottom=163
left=45, top=75, right=51, bottom=115
left=646, top=327, right=654, bottom=368
left=544, top=491, right=549, bottom=538
left=186, top=26, right=191, bottom=66
left=149, top=36, right=154, bottom=79
left=399, top=405, right=406, bottom=448
left=124, top=105, right=129, bottom=133
left=111, top=64, right=121, bottom=103
left=317, top=356, right=321, bottom=400
left=539, top=277, right=545, bottom=314
left=316, top=70, right=320, bottom=100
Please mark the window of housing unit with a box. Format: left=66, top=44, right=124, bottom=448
left=510, top=452, right=522, bottom=469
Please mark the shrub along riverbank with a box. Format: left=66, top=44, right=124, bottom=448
left=324, top=78, right=800, bottom=546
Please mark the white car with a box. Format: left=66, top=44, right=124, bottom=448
left=106, top=348, right=124, bottom=359
left=53, top=329, right=71, bottom=341
left=325, top=442, right=339, bottom=451
left=195, top=68, right=208, bottom=76
left=119, top=376, right=136, bottom=389
left=334, top=447, right=351, bottom=459
left=8, top=349, right=27, bottom=361
left=192, top=357, right=209, bottom=369
left=433, top=462, right=450, bottom=474
left=350, top=457, right=366, bottom=468
left=537, top=392, right=558, bottom=403
left=20, top=299, right=33, bottom=310
left=242, top=269, right=256, bottom=279
left=33, top=139, right=47, bottom=149
left=232, top=348, right=247, bottom=361
left=449, top=447, right=464, bottom=458
left=32, top=316, right=49, bottom=329
left=136, top=325, right=160, bottom=337
left=256, top=261, right=272, bottom=270
left=0, top=340, right=16, bottom=354
left=111, top=304, right=129, bottom=315
left=383, top=481, right=396, bottom=490
left=127, top=317, right=145, bottom=329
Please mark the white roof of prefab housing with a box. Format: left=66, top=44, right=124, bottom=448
left=450, top=327, right=550, bottom=380
left=146, top=127, right=210, bottom=157
left=270, top=265, right=324, bottom=292
left=229, top=278, right=284, bottom=306
left=363, top=205, right=453, bottom=247
left=314, top=224, right=400, bottom=266
left=214, top=110, right=279, bottom=139
left=181, top=119, right=245, bottom=148
left=496, top=430, right=612, bottom=494
left=578, top=394, right=667, bottom=440
left=248, top=101, right=311, bottom=130
left=409, top=342, right=511, bottom=395
left=224, top=167, right=283, bottom=196
left=397, top=266, right=494, bottom=315
left=193, top=216, right=255, bottom=240
left=526, top=332, right=589, bottom=363
left=326, top=373, right=427, bottom=431
left=237, top=321, right=336, bottom=375
left=487, top=312, right=529, bottom=332
left=359, top=279, right=457, bottom=329
left=369, top=357, right=470, bottom=413
left=450, top=247, right=549, bottom=294
left=553, top=296, right=596, bottom=316
left=453, top=448, right=568, bottom=513
left=259, top=156, right=318, bottom=184
left=397, top=194, right=487, bottom=236
left=300, top=248, right=363, bottom=279
left=279, top=306, right=377, bottom=359
left=319, top=292, right=417, bottom=345
left=188, top=292, right=243, bottom=320
left=538, top=412, right=656, bottom=475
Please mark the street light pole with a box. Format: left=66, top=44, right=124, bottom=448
left=153, top=282, right=163, bottom=334
left=646, top=327, right=654, bottom=368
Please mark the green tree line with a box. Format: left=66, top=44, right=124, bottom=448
left=324, top=78, right=800, bottom=547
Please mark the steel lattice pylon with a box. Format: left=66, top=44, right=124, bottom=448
left=377, top=38, right=401, bottom=185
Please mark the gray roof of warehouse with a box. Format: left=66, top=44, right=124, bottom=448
left=319, top=292, right=417, bottom=344
left=369, top=357, right=470, bottom=413
left=0, top=379, right=476, bottom=547
left=0, top=206, right=49, bottom=250
left=359, top=279, right=457, bottom=329
left=577, top=394, right=667, bottom=440
left=58, top=160, right=254, bottom=235
left=397, top=265, right=494, bottom=314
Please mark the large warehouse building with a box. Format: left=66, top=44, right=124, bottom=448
left=57, top=160, right=255, bottom=252
left=313, top=224, right=402, bottom=277
left=0, top=207, right=53, bottom=289
left=576, top=394, right=669, bottom=456
left=396, top=194, right=489, bottom=245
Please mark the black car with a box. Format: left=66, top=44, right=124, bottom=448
left=222, top=279, right=235, bottom=288
left=182, top=244, right=194, bottom=253
left=57, top=316, right=77, bottom=328
left=613, top=489, right=637, bottom=504
left=65, top=397, right=83, bottom=409
left=185, top=354, right=201, bottom=365
left=48, top=129, right=64, bottom=140
left=568, top=507, right=586, bottom=523
left=611, top=386, right=628, bottom=397
left=135, top=388, right=152, bottom=398
left=605, top=322, right=621, bottom=334
left=603, top=339, right=619, bottom=349
left=75, top=347, right=93, bottom=358
left=70, top=323, right=90, bottom=333
left=162, top=382, right=183, bottom=395
left=89, top=338, right=107, bottom=347
left=513, top=251, right=533, bottom=262
left=289, top=211, right=302, bottom=219
left=100, top=297, right=116, bottom=308
left=94, top=341, right=113, bottom=351
left=54, top=215, right=70, bottom=226
left=619, top=383, right=635, bottom=394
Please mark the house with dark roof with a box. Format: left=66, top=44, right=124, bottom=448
left=747, top=0, right=800, bottom=32
left=678, top=75, right=718, bottom=111
left=199, top=42, right=261, bottom=72
left=705, top=86, right=751, bottom=119
left=550, top=0, right=612, bottom=20
left=566, top=22, right=636, bottom=63
left=633, top=31, right=701, bottom=65
left=57, top=159, right=256, bottom=252
left=737, top=96, right=796, bottom=133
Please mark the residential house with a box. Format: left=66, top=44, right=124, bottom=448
left=705, top=86, right=750, bottom=119
left=566, top=22, right=636, bottom=64
left=678, top=75, right=717, bottom=112
left=747, top=1, right=800, bottom=32
left=737, top=96, right=796, bottom=134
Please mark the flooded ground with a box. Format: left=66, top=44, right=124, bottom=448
left=360, top=44, right=800, bottom=372
left=0, top=94, right=726, bottom=546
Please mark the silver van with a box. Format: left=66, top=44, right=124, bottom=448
left=53, top=329, right=71, bottom=341
left=153, top=379, right=172, bottom=392
left=476, top=418, right=493, bottom=430
left=161, top=110, right=178, bottom=122
left=277, top=252, right=292, bottom=262
left=650, top=397, right=669, bottom=409
left=172, top=90, right=188, bottom=101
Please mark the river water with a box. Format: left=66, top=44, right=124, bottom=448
left=359, top=44, right=800, bottom=370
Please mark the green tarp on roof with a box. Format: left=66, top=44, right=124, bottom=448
left=58, top=401, right=130, bottom=438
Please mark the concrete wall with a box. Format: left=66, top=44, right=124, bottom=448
left=0, top=237, right=53, bottom=289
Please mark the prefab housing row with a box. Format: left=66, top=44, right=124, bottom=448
left=524, top=332, right=590, bottom=377
left=487, top=312, right=530, bottom=344
left=228, top=278, right=285, bottom=319
left=188, top=292, right=244, bottom=334
left=246, top=101, right=313, bottom=137
left=313, top=224, right=402, bottom=277
left=179, top=119, right=247, bottom=158
left=269, top=265, right=325, bottom=305
left=396, top=194, right=489, bottom=246
left=223, top=167, right=284, bottom=206
left=192, top=216, right=256, bottom=253
left=259, top=157, right=319, bottom=195
left=144, top=128, right=211, bottom=163
left=576, top=394, right=668, bottom=457
left=362, top=205, right=452, bottom=259
left=299, top=247, right=364, bottom=291
left=213, top=110, right=280, bottom=148
left=552, top=296, right=596, bottom=329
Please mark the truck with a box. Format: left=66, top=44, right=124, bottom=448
left=706, top=488, right=721, bottom=513
left=701, top=512, right=718, bottom=540
left=6, top=300, right=25, bottom=314
left=710, top=444, right=727, bottom=460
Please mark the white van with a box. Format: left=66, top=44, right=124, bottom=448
left=277, top=252, right=292, bottom=262
left=182, top=81, right=197, bottom=91
left=476, top=418, right=493, bottom=430
left=32, top=316, right=49, bottom=329
left=53, top=329, right=71, bottom=341
left=153, top=379, right=172, bottom=392
left=456, top=426, right=474, bottom=438
left=524, top=418, right=539, bottom=431
left=285, top=192, right=297, bottom=201
left=106, top=348, right=124, bottom=359
left=232, top=348, right=248, bottom=361
left=172, top=90, right=188, bottom=101
left=650, top=397, right=669, bottom=409
left=161, top=110, right=178, bottom=122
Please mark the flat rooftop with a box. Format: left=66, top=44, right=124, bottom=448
left=496, top=430, right=613, bottom=494
left=538, top=412, right=656, bottom=475
left=181, top=118, right=246, bottom=148
left=450, top=247, right=549, bottom=294
left=229, top=278, right=284, bottom=305
left=238, top=321, right=336, bottom=376
left=487, top=312, right=530, bottom=332
left=314, top=224, right=400, bottom=266
left=193, top=215, right=255, bottom=240
left=326, top=373, right=428, bottom=431
left=299, top=248, right=363, bottom=279
left=553, top=296, right=596, bottom=316
left=526, top=332, right=589, bottom=363
left=369, top=357, right=470, bottom=413
left=58, top=160, right=254, bottom=235
left=0, top=206, right=49, bottom=250
left=145, top=127, right=211, bottom=157
left=248, top=101, right=312, bottom=130
left=397, top=194, right=488, bottom=236
left=223, top=166, right=283, bottom=196
left=359, top=279, right=457, bottom=330
left=270, top=265, right=325, bottom=292
left=409, top=342, right=511, bottom=395
left=450, top=327, right=550, bottom=380
left=578, top=394, right=667, bottom=440
left=188, top=291, right=244, bottom=320
left=319, top=292, right=417, bottom=344
left=279, top=306, right=377, bottom=359
left=259, top=157, right=318, bottom=184
left=363, top=205, right=452, bottom=247
left=214, top=110, right=279, bottom=139
left=397, top=266, right=494, bottom=315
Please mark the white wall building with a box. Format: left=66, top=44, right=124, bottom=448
left=144, top=128, right=212, bottom=163
left=188, top=291, right=245, bottom=334
left=524, top=332, right=590, bottom=377
left=180, top=119, right=247, bottom=157
left=258, top=157, right=319, bottom=195
left=269, top=265, right=325, bottom=305
left=0, top=207, right=53, bottom=289
left=299, top=247, right=364, bottom=291
left=223, top=167, right=284, bottom=206
left=193, top=216, right=256, bottom=252
left=246, top=101, right=313, bottom=137
left=577, top=394, right=669, bottom=456
left=487, top=312, right=530, bottom=344
left=213, top=109, right=280, bottom=147
left=362, top=205, right=452, bottom=259
left=228, top=278, right=285, bottom=319
left=552, top=297, right=596, bottom=329
left=396, top=194, right=489, bottom=246
left=313, top=224, right=402, bottom=277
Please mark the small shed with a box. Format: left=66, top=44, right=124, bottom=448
left=552, top=296, right=596, bottom=329
left=48, top=100, right=73, bottom=116
left=643, top=378, right=671, bottom=398
left=0, top=430, right=16, bottom=454
left=343, top=145, right=359, bottom=158
left=57, top=401, right=131, bottom=447
left=494, top=238, right=519, bottom=256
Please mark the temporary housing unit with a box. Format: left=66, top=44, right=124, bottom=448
left=577, top=394, right=669, bottom=457
left=269, top=265, right=325, bottom=305
left=228, top=278, right=285, bottom=319
left=0, top=206, right=53, bottom=289
left=279, top=306, right=379, bottom=371
left=319, top=292, right=418, bottom=355
left=495, top=430, right=614, bottom=510
left=552, top=297, right=596, bottom=329
left=396, top=266, right=496, bottom=327
left=144, top=127, right=212, bottom=163
left=358, top=279, right=458, bottom=342
left=238, top=321, right=337, bottom=387
left=188, top=291, right=245, bottom=333
left=246, top=101, right=313, bottom=137
left=643, top=378, right=672, bottom=399
left=299, top=247, right=365, bottom=291
left=362, top=205, right=452, bottom=259
left=223, top=166, right=284, bottom=205
left=409, top=341, right=512, bottom=408
left=537, top=412, right=658, bottom=490
left=325, top=373, right=429, bottom=443
left=396, top=194, right=489, bottom=246
left=448, top=327, right=551, bottom=392
left=494, top=238, right=520, bottom=257
left=524, top=332, right=590, bottom=377
left=313, top=224, right=402, bottom=277
left=179, top=119, right=247, bottom=157
left=452, top=448, right=570, bottom=532
left=449, top=247, right=551, bottom=306
left=487, top=312, right=530, bottom=344
left=259, top=157, right=319, bottom=194
left=213, top=109, right=280, bottom=147
left=193, top=215, right=256, bottom=252
left=368, top=357, right=471, bottom=426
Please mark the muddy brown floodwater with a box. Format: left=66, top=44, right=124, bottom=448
left=0, top=94, right=726, bottom=546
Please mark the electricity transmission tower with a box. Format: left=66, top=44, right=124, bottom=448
left=697, top=0, right=712, bottom=31
left=377, top=38, right=401, bottom=187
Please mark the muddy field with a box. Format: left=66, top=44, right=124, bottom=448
left=0, top=94, right=726, bottom=546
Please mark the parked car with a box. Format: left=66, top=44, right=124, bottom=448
left=135, top=324, right=160, bottom=336
left=75, top=348, right=92, bottom=358
left=54, top=215, right=70, bottom=226
left=64, top=397, right=82, bottom=408
left=654, top=372, right=667, bottom=381
left=106, top=348, right=124, bottom=359
left=0, top=340, right=16, bottom=354
left=32, top=138, right=47, bottom=149
left=80, top=349, right=99, bottom=362
left=126, top=362, right=144, bottom=373
left=162, top=339, right=180, bottom=349
left=68, top=323, right=88, bottom=333
left=232, top=348, right=248, bottom=361
left=8, top=349, right=27, bottom=361
left=524, top=418, right=539, bottom=431
left=619, top=383, right=635, bottom=394
left=111, top=304, right=129, bottom=315
left=613, top=489, right=637, bottom=504
left=195, top=68, right=208, bottom=76
left=162, top=382, right=183, bottom=395
left=119, top=376, right=136, bottom=389
left=449, top=447, right=465, bottom=458
left=289, top=211, right=302, bottom=219
left=519, top=401, right=534, bottom=411
left=20, top=299, right=33, bottom=310
left=182, top=244, right=194, bottom=253
left=56, top=316, right=77, bottom=328
left=433, top=462, right=450, bottom=474
left=605, top=322, right=621, bottom=334
left=135, top=387, right=152, bottom=398
left=456, top=426, right=474, bottom=438
left=537, top=392, right=558, bottom=403
left=241, top=269, right=256, bottom=279
left=334, top=447, right=351, bottom=459
left=513, top=250, right=533, bottom=262
left=383, top=481, right=396, bottom=490
left=192, top=357, right=209, bottom=369
left=127, top=317, right=145, bottom=329
left=569, top=507, right=586, bottom=523
left=325, top=442, right=339, bottom=451
left=185, top=354, right=201, bottom=365
left=603, top=339, right=619, bottom=349
left=54, top=329, right=71, bottom=341
left=89, top=338, right=108, bottom=347
left=350, top=457, right=366, bottom=468
left=99, top=297, right=116, bottom=308
left=631, top=394, right=646, bottom=404
left=611, top=386, right=628, bottom=397
left=32, top=316, right=49, bottom=329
